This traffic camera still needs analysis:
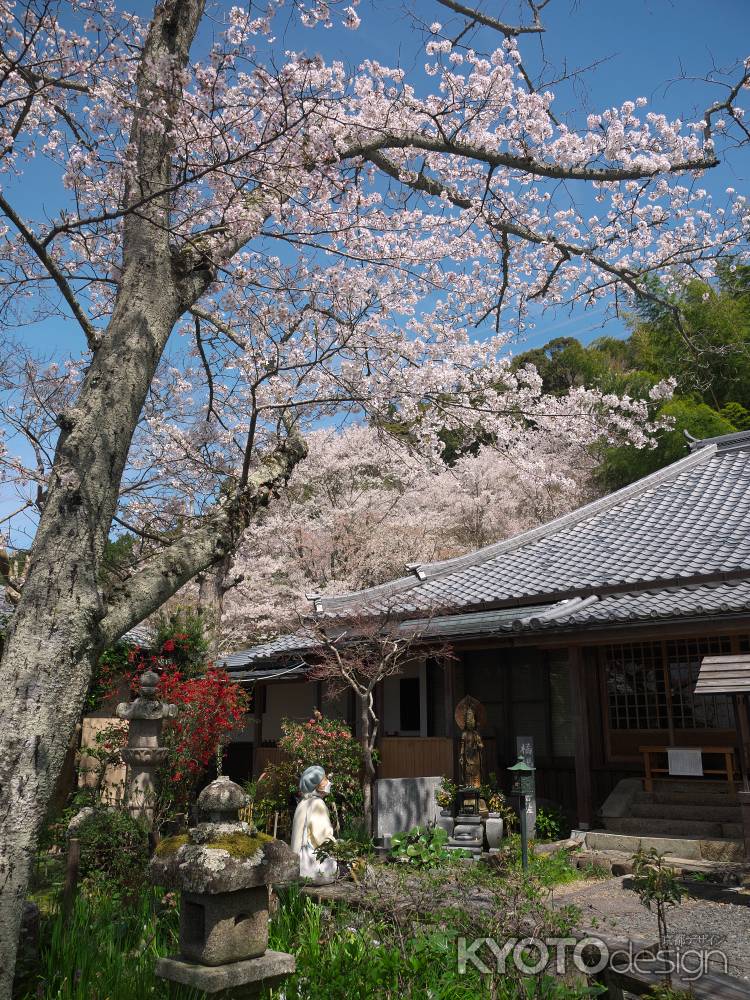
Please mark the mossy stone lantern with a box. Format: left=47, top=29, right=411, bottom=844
left=150, top=775, right=298, bottom=997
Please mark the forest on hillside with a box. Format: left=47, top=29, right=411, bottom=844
left=514, top=261, right=750, bottom=489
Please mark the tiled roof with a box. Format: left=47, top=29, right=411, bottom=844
left=313, top=432, right=750, bottom=618
left=220, top=431, right=750, bottom=671
left=220, top=630, right=316, bottom=668
left=221, top=582, right=750, bottom=671
left=121, top=623, right=154, bottom=647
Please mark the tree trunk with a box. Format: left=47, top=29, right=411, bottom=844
left=197, top=552, right=233, bottom=661
left=359, top=695, right=377, bottom=837
left=0, top=4, right=209, bottom=993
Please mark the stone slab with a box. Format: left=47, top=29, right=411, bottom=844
left=600, top=778, right=643, bottom=819
left=375, top=776, right=442, bottom=841
left=155, top=950, right=295, bottom=997
left=584, top=831, right=703, bottom=859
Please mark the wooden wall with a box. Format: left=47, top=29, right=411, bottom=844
left=378, top=736, right=454, bottom=779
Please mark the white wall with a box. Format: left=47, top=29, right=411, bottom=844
left=262, top=681, right=318, bottom=741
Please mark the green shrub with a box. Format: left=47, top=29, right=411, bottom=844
left=76, top=808, right=150, bottom=898
left=389, top=825, right=452, bottom=868
left=248, top=712, right=366, bottom=834
left=535, top=804, right=570, bottom=841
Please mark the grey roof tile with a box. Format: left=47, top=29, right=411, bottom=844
left=222, top=433, right=750, bottom=669
left=315, top=435, right=750, bottom=618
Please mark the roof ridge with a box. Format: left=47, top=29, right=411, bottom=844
left=409, top=442, right=716, bottom=584
left=312, top=569, right=421, bottom=613
left=690, top=428, right=750, bottom=452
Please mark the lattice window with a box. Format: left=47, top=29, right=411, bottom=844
left=605, top=636, right=739, bottom=731
left=666, top=636, right=734, bottom=729
left=605, top=641, right=668, bottom=730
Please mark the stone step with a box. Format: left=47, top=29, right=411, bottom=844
left=634, top=791, right=740, bottom=808
left=571, top=848, right=746, bottom=882
left=633, top=780, right=738, bottom=805
left=630, top=801, right=742, bottom=822
left=585, top=829, right=744, bottom=862
left=604, top=816, right=741, bottom=839
left=648, top=779, right=735, bottom=793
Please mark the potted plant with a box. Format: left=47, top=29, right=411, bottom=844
left=434, top=778, right=457, bottom=836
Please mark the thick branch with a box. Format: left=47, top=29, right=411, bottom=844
left=98, top=431, right=307, bottom=645
left=350, top=133, right=718, bottom=183
left=189, top=305, right=248, bottom=349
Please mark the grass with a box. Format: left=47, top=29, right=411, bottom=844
left=16, top=852, right=604, bottom=1000
left=15, top=885, right=201, bottom=1000
left=492, top=838, right=609, bottom=887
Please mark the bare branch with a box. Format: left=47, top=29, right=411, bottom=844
left=0, top=194, right=101, bottom=350
left=435, top=0, right=544, bottom=36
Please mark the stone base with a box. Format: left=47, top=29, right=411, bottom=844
left=155, top=950, right=295, bottom=998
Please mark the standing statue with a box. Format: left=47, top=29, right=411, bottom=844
left=455, top=695, right=486, bottom=789
left=290, top=765, right=338, bottom=884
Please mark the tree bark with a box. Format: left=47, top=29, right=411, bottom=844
left=359, top=695, right=378, bottom=837
left=0, top=4, right=213, bottom=994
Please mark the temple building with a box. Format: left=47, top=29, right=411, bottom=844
left=219, top=430, right=750, bottom=850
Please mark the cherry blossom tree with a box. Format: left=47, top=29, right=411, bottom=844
left=220, top=420, right=606, bottom=647
left=0, top=0, right=747, bottom=988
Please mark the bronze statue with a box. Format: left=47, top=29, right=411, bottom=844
left=455, top=695, right=486, bottom=789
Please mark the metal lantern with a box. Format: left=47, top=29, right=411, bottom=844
left=508, top=754, right=536, bottom=871
left=508, top=754, right=535, bottom=797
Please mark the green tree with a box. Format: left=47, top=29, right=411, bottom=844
left=597, top=399, right=737, bottom=491
left=628, top=261, right=750, bottom=409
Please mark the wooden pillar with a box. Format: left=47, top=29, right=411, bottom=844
left=731, top=694, right=750, bottom=861
left=569, top=646, right=594, bottom=829
left=252, top=682, right=263, bottom=778
left=734, top=693, right=750, bottom=792
left=443, top=657, right=456, bottom=780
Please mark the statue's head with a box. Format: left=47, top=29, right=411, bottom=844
left=465, top=707, right=476, bottom=729
left=299, top=764, right=331, bottom=796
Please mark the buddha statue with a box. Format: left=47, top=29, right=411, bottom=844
left=455, top=696, right=485, bottom=790
left=290, top=765, right=338, bottom=884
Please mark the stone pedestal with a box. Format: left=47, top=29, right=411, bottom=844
left=181, top=887, right=268, bottom=965
left=150, top=776, right=297, bottom=997
left=155, top=951, right=296, bottom=998
left=435, top=810, right=454, bottom=838
left=485, top=814, right=504, bottom=852
left=116, top=670, right=177, bottom=825
left=447, top=813, right=483, bottom=856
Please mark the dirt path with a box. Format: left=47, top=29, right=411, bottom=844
left=550, top=876, right=750, bottom=981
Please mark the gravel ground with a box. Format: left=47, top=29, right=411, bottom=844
left=550, top=876, right=750, bottom=981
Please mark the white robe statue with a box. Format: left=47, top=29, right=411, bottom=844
left=291, top=765, right=338, bottom=884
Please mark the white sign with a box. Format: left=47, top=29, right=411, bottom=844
left=667, top=747, right=703, bottom=777
left=515, top=735, right=536, bottom=838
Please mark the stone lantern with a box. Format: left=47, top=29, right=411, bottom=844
left=116, top=670, right=177, bottom=825
left=150, top=775, right=297, bottom=998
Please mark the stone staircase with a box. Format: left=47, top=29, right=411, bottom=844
left=592, top=778, right=745, bottom=861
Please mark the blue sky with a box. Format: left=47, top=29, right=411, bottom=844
left=1, top=0, right=749, bottom=541
left=9, top=0, right=750, bottom=351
